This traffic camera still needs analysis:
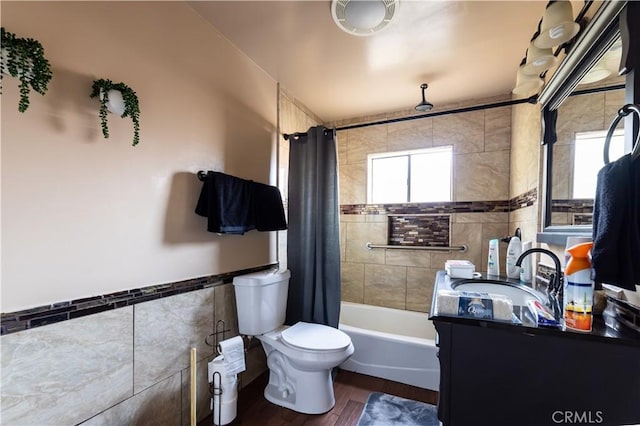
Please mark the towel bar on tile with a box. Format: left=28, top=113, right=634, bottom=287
left=366, top=242, right=468, bottom=252
left=604, top=103, right=640, bottom=164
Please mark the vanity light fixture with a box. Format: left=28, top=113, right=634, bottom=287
left=512, top=65, right=544, bottom=96
left=330, top=0, right=399, bottom=36
left=578, top=62, right=611, bottom=85
left=534, top=1, right=580, bottom=49
left=522, top=41, right=559, bottom=75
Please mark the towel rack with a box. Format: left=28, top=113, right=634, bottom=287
left=366, top=242, right=468, bottom=252
left=603, top=103, right=640, bottom=164
left=197, top=170, right=210, bottom=181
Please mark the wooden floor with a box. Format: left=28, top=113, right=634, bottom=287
left=199, top=369, right=439, bottom=426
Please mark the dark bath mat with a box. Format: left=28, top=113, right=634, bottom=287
left=356, top=392, right=439, bottom=426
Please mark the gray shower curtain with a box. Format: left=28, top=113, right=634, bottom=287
left=285, top=126, right=341, bottom=328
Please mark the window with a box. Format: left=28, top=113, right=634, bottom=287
left=572, top=129, right=625, bottom=199
left=367, top=146, right=453, bottom=204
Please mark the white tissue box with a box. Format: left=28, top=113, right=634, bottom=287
left=445, top=260, right=475, bottom=278
left=435, top=289, right=513, bottom=321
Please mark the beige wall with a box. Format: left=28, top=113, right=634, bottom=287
left=1, top=2, right=278, bottom=312
left=336, top=97, right=513, bottom=313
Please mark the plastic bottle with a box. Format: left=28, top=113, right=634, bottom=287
left=520, top=241, right=532, bottom=283
left=487, top=239, right=500, bottom=276
left=563, top=242, right=595, bottom=332
left=564, top=236, right=591, bottom=268
left=506, top=236, right=522, bottom=279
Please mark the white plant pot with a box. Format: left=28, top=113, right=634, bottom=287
left=1, top=47, right=35, bottom=79
left=99, top=88, right=126, bottom=116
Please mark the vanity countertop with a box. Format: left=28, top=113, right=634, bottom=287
left=429, top=270, right=640, bottom=347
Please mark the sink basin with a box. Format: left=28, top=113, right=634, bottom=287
left=451, top=279, right=546, bottom=306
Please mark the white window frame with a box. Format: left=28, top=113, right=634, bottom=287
left=367, top=146, right=453, bottom=204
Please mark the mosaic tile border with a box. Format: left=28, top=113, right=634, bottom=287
left=341, top=188, right=537, bottom=215
left=341, top=200, right=510, bottom=215
left=551, top=198, right=594, bottom=213
left=573, top=213, right=593, bottom=225
left=509, top=188, right=537, bottom=211
left=388, top=215, right=450, bottom=246
left=0, top=263, right=277, bottom=336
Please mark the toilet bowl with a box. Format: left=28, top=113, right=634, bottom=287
left=232, top=270, right=354, bottom=414
left=258, top=322, right=354, bottom=414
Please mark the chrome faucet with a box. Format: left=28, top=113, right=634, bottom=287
left=515, top=248, right=563, bottom=318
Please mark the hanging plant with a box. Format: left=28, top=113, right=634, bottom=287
left=0, top=27, right=53, bottom=112
left=90, top=79, right=141, bottom=146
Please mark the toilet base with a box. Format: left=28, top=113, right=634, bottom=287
left=264, top=365, right=336, bottom=414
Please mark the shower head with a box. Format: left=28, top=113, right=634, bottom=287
left=415, top=83, right=434, bottom=112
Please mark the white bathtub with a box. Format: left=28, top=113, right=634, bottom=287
left=338, top=302, right=440, bottom=391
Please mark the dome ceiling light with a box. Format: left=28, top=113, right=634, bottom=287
left=331, top=0, right=399, bottom=36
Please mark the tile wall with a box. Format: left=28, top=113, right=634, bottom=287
left=0, top=272, right=268, bottom=425
left=509, top=100, right=542, bottom=254
left=551, top=87, right=625, bottom=225
left=333, top=96, right=521, bottom=314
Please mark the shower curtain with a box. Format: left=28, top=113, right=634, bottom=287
left=285, top=126, right=341, bottom=328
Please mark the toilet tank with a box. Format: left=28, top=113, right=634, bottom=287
left=232, top=269, right=290, bottom=335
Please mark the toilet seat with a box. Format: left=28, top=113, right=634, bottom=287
left=281, top=322, right=351, bottom=352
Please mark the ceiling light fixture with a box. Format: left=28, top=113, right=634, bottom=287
left=415, top=83, right=434, bottom=112
left=331, top=0, right=399, bottom=36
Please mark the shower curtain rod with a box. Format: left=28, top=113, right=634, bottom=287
left=282, top=95, right=537, bottom=140
left=282, top=84, right=624, bottom=140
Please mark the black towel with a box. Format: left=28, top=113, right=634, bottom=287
left=252, top=181, right=287, bottom=232
left=195, top=172, right=255, bottom=234
left=195, top=172, right=287, bottom=234
left=591, top=154, right=640, bottom=290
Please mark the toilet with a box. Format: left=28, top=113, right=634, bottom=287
left=232, top=269, right=354, bottom=414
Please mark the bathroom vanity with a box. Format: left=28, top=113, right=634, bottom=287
left=430, top=271, right=640, bottom=426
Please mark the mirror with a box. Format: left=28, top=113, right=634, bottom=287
left=550, top=39, right=625, bottom=227
left=537, top=1, right=635, bottom=245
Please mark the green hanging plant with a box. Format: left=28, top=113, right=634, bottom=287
left=1, top=27, right=53, bottom=112
left=90, top=78, right=141, bottom=146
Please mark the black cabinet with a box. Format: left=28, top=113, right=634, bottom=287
left=434, top=320, right=640, bottom=426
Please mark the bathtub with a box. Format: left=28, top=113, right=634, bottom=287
left=338, top=302, right=440, bottom=391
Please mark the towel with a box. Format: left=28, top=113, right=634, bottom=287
left=195, top=172, right=287, bottom=234
left=195, top=172, right=255, bottom=234
left=252, top=181, right=287, bottom=231
left=591, top=154, right=640, bottom=290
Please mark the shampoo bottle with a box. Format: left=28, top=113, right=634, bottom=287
left=520, top=241, right=532, bottom=283
left=564, top=242, right=594, bottom=332
left=506, top=236, right=522, bottom=279
left=487, top=239, right=500, bottom=276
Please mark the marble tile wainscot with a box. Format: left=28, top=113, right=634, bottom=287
left=0, top=264, right=275, bottom=426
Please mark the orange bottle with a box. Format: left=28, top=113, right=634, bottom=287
left=563, top=242, right=594, bottom=332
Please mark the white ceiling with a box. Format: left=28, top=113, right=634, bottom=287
left=189, top=1, right=555, bottom=122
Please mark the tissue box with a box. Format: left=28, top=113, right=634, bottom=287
left=435, top=289, right=513, bottom=321
left=445, top=260, right=475, bottom=278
